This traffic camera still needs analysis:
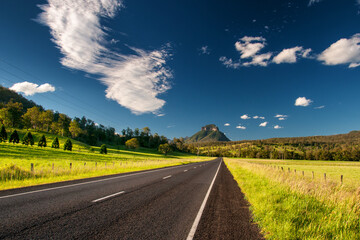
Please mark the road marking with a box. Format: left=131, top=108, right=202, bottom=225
left=194, top=167, right=197, bottom=169
left=0, top=163, right=200, bottom=200
left=186, top=159, right=222, bottom=240
left=92, top=191, right=125, bottom=203
left=184, top=170, right=188, bottom=172
left=163, top=175, right=172, bottom=180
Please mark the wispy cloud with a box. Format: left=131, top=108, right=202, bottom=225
left=278, top=118, right=286, bottom=120
left=314, top=105, right=325, bottom=109
left=219, top=56, right=241, bottom=69
left=274, top=125, right=283, bottom=129
left=259, top=122, right=268, bottom=127
left=224, top=123, right=230, bottom=126
left=240, top=114, right=251, bottom=120
left=295, top=97, right=313, bottom=107
left=253, top=116, right=265, bottom=119
left=236, top=125, right=246, bottom=129
left=275, top=114, right=288, bottom=118
left=38, top=0, right=172, bottom=115
left=308, top=0, right=322, bottom=6
left=199, top=46, right=210, bottom=55
left=10, top=81, right=55, bottom=96
left=318, top=34, right=360, bottom=68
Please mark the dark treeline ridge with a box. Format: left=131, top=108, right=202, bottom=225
left=184, top=131, right=360, bottom=161
left=0, top=87, right=173, bottom=149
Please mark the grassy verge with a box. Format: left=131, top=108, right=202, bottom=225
left=0, top=141, right=209, bottom=190
left=224, top=158, right=360, bottom=239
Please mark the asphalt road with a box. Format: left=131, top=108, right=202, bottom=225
left=0, top=159, right=222, bottom=239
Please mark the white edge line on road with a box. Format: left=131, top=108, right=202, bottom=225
left=92, top=191, right=125, bottom=203
left=162, top=175, right=172, bottom=180
left=186, top=159, right=222, bottom=240
left=0, top=163, right=202, bottom=200
left=184, top=170, right=188, bottom=172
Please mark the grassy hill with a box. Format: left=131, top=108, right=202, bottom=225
left=0, top=129, right=208, bottom=190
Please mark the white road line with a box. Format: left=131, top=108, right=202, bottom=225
left=92, top=191, right=125, bottom=203
left=0, top=163, right=196, bottom=200
left=186, top=160, right=222, bottom=240
left=162, top=175, right=172, bottom=180
left=184, top=170, right=188, bottom=172
left=194, top=167, right=197, bottom=169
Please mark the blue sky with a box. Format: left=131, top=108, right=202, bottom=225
left=0, top=0, right=359, bottom=140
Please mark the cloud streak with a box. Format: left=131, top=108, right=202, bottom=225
left=10, top=81, right=55, bottom=96
left=38, top=0, right=172, bottom=115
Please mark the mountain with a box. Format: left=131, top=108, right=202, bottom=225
left=186, top=124, right=230, bottom=143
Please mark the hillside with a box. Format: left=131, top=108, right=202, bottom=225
left=186, top=124, right=230, bottom=143
left=0, top=85, right=42, bottom=111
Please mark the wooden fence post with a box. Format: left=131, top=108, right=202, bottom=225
left=281, top=167, right=283, bottom=171
left=52, top=163, right=54, bottom=170
left=341, top=175, right=343, bottom=184
left=84, top=162, right=86, bottom=166
left=288, top=168, right=290, bottom=173
left=31, top=163, right=34, bottom=172
left=70, top=163, right=72, bottom=170
left=302, top=171, right=304, bottom=176
left=312, top=171, right=314, bottom=179
left=324, top=173, right=326, bottom=181
left=294, top=169, right=296, bottom=174
left=95, top=162, right=97, bottom=167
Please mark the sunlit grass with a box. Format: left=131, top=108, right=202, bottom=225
left=224, top=158, right=360, bottom=239
left=0, top=139, right=209, bottom=190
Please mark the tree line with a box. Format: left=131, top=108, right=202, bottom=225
left=0, top=99, right=169, bottom=149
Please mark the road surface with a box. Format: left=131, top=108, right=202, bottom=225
left=0, top=158, right=262, bottom=239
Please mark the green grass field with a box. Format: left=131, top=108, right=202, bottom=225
left=0, top=129, right=209, bottom=190
left=225, top=158, right=360, bottom=240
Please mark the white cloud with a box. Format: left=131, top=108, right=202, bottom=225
left=224, top=123, right=230, bottom=126
left=259, top=122, right=268, bottom=127
left=38, top=0, right=172, bottom=115
left=275, top=114, right=288, bottom=118
left=308, top=0, right=322, bottom=6
left=295, top=97, right=313, bottom=107
left=278, top=118, right=286, bottom=120
left=273, top=46, right=312, bottom=64
left=318, top=34, right=360, bottom=68
left=274, top=125, right=283, bottom=129
left=314, top=105, right=325, bottom=109
left=200, top=46, right=210, bottom=55
left=240, top=114, right=251, bottom=120
left=219, top=56, right=241, bottom=69
left=235, top=36, right=266, bottom=59
left=259, top=116, right=265, bottom=119
left=10, top=81, right=55, bottom=96
left=253, top=116, right=259, bottom=119
left=243, top=53, right=272, bottom=67
left=236, top=125, right=246, bottom=130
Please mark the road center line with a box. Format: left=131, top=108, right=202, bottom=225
left=162, top=175, right=172, bottom=180
left=92, top=191, right=125, bottom=203
left=184, top=170, right=188, bottom=172
left=186, top=159, right=222, bottom=240
left=0, top=163, right=201, bottom=200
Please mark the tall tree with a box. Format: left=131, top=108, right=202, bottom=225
left=9, top=130, right=19, bottom=144
left=38, top=134, right=47, bottom=147
left=22, top=106, right=41, bottom=130
left=69, top=119, right=82, bottom=138
left=51, top=137, right=59, bottom=149
left=22, top=132, right=34, bottom=146
left=40, top=110, right=53, bottom=132
left=0, top=125, right=7, bottom=142
left=0, top=100, right=23, bottom=127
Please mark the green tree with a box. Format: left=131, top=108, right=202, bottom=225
left=51, top=137, right=60, bottom=149
left=125, top=138, right=139, bottom=149
left=158, top=143, right=172, bottom=155
left=69, top=119, right=82, bottom=138
left=100, top=144, right=107, bottom=154
left=9, top=130, right=20, bottom=144
left=22, top=106, right=41, bottom=129
left=22, top=132, right=34, bottom=146
left=40, top=110, right=53, bottom=132
left=63, top=139, right=72, bottom=151
left=0, top=100, right=23, bottom=127
left=0, top=125, right=7, bottom=142
left=38, top=134, right=47, bottom=147
left=58, top=114, right=71, bottom=137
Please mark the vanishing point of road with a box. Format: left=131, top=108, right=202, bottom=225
left=0, top=158, right=262, bottom=239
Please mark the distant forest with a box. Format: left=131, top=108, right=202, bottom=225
left=0, top=86, right=172, bottom=149
left=184, top=131, right=360, bottom=161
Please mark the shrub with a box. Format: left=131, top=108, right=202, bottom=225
left=9, top=130, right=20, bottom=144
left=38, top=134, right=47, bottom=147
left=22, top=132, right=34, bottom=146
left=51, top=137, right=59, bottom=149
left=0, top=125, right=7, bottom=142
left=100, top=144, right=107, bottom=154
left=64, top=139, right=72, bottom=151
left=125, top=138, right=139, bottom=149
left=158, top=143, right=172, bottom=155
